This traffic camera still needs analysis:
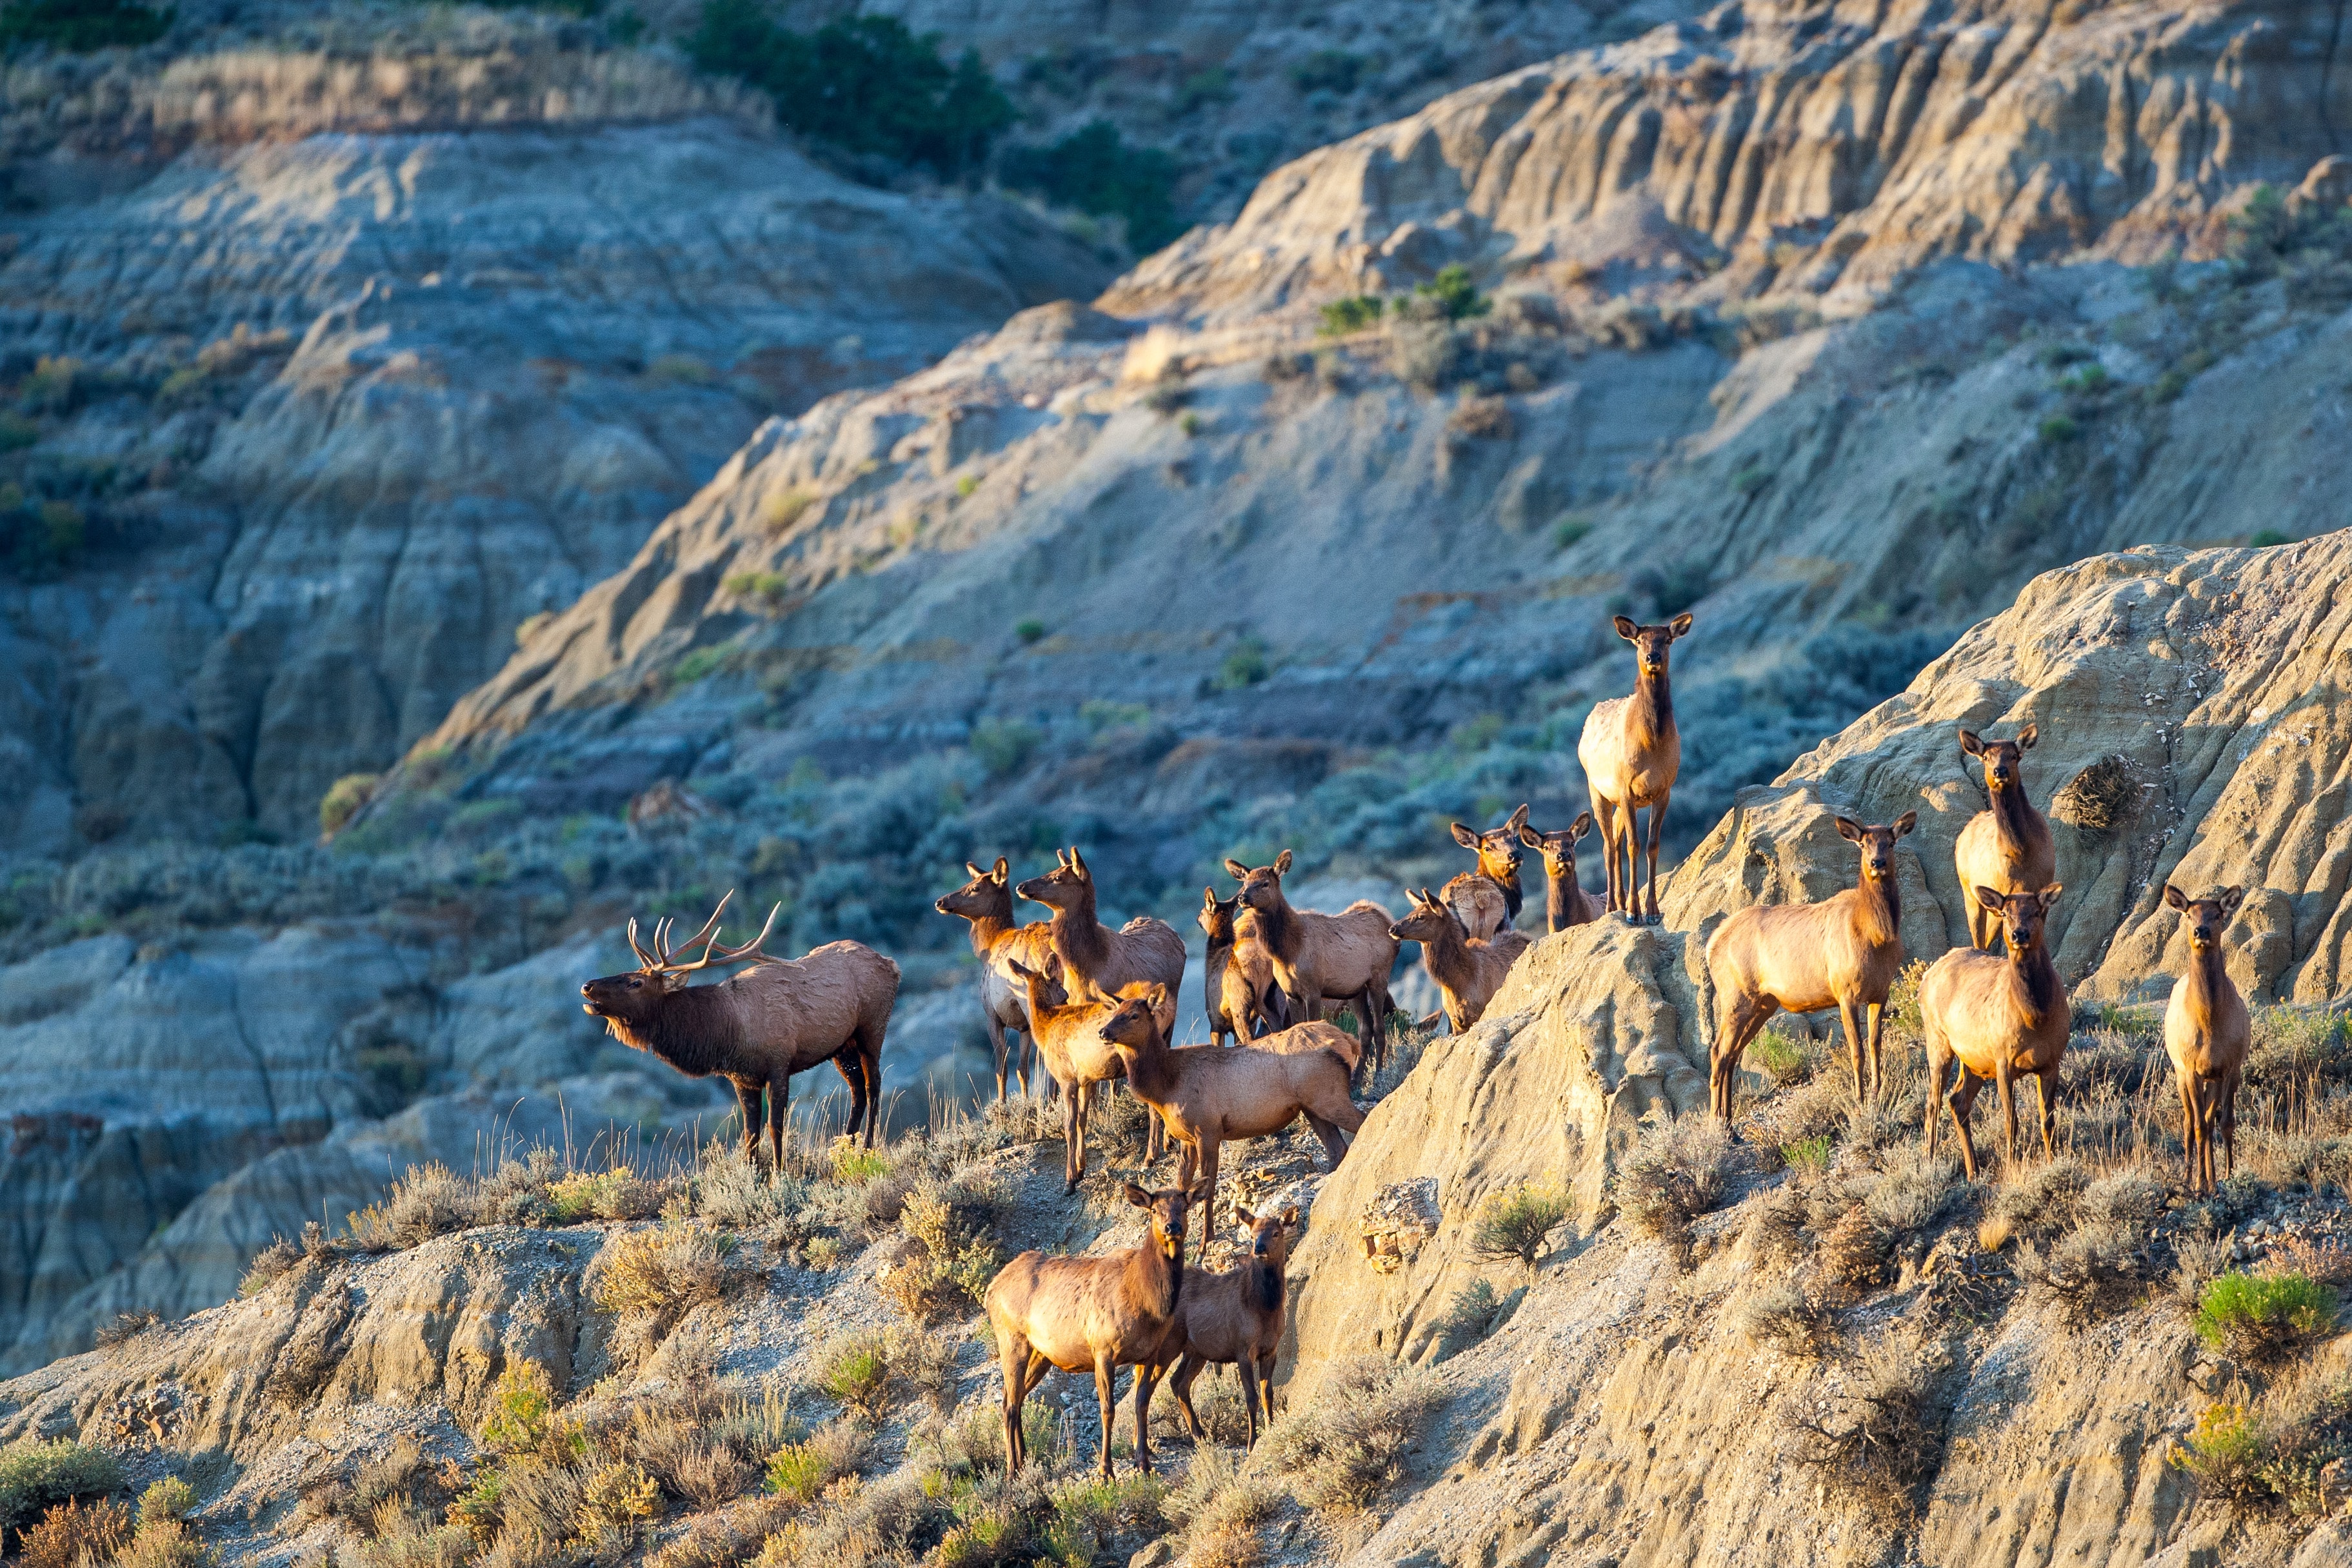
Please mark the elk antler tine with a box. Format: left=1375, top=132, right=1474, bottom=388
left=659, top=891, right=741, bottom=976
left=626, top=917, right=653, bottom=969
left=653, top=915, right=676, bottom=966
left=713, top=901, right=782, bottom=964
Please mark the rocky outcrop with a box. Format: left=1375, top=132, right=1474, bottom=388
left=1668, top=533, right=2352, bottom=1006
left=1108, top=0, right=2352, bottom=319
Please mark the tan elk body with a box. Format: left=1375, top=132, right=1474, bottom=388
left=1390, top=889, right=1529, bottom=1034
left=1100, top=987, right=1363, bottom=1256
left=935, top=858, right=1056, bottom=1099
left=1953, top=726, right=2056, bottom=950
left=2163, top=884, right=2249, bottom=1194
left=1519, top=812, right=1603, bottom=931
left=579, top=894, right=899, bottom=1155
left=1224, top=850, right=1398, bottom=1073
left=1151, top=1206, right=1299, bottom=1447
left=988, top=1181, right=1206, bottom=1478
left=1579, top=613, right=1693, bottom=923
left=1245, top=1018, right=1362, bottom=1074
left=1706, top=813, right=1916, bottom=1118
left=1018, top=847, right=1186, bottom=1001
left=1920, top=884, right=2069, bottom=1180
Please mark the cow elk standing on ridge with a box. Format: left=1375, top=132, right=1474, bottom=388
left=1706, top=813, right=1916, bottom=1120
left=1579, top=612, right=1692, bottom=924
left=1444, top=804, right=1530, bottom=936
left=580, top=892, right=899, bottom=1156
left=1224, top=849, right=1399, bottom=1074
left=1017, top=848, right=1187, bottom=1002
left=987, top=1180, right=1208, bottom=1478
left=1954, top=726, right=2055, bottom=951
left=2163, top=884, right=2249, bottom=1195
left=935, top=858, right=1054, bottom=1100
left=1099, top=986, right=1362, bottom=1257
left=1150, top=1205, right=1299, bottom=1449
left=1920, top=884, right=2068, bottom=1181
left=1519, top=811, right=1602, bottom=931
left=1390, top=888, right=1528, bottom=1035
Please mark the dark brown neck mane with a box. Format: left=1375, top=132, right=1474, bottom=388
left=1544, top=864, right=1580, bottom=930
left=1989, top=776, right=2042, bottom=853
left=1630, top=662, right=1675, bottom=739
left=1855, top=869, right=1901, bottom=946
left=1417, top=912, right=1477, bottom=989
left=1124, top=1233, right=1182, bottom=1320
left=961, top=885, right=1017, bottom=955
left=1246, top=1254, right=1283, bottom=1315
left=1049, top=880, right=1113, bottom=977
left=604, top=984, right=742, bottom=1078
left=1250, top=891, right=1302, bottom=963
left=1493, top=866, right=1524, bottom=921
left=2005, top=939, right=2062, bottom=1027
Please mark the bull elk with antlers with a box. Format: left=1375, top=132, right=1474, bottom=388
left=580, top=893, right=899, bottom=1156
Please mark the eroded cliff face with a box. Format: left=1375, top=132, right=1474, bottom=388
left=1107, top=0, right=2352, bottom=319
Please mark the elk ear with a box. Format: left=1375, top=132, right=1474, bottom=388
left=2162, top=883, right=2188, bottom=911
left=1150, top=984, right=1170, bottom=1009
left=1451, top=822, right=1480, bottom=849
left=1007, top=959, right=1036, bottom=981
left=1122, top=1182, right=1151, bottom=1209
left=1571, top=810, right=1594, bottom=838
left=1506, top=802, right=1530, bottom=833
left=1069, top=847, right=1089, bottom=878
left=1044, top=952, right=1064, bottom=980
left=1186, top=1178, right=1213, bottom=1204
left=2037, top=883, right=2065, bottom=909
left=1972, top=885, right=2008, bottom=913
left=1224, top=858, right=1250, bottom=881
left=965, top=862, right=986, bottom=880
left=1517, top=824, right=1544, bottom=849
left=2221, top=886, right=2246, bottom=915
left=1834, top=816, right=1864, bottom=843
left=2016, top=724, right=2038, bottom=749
left=1668, top=611, right=1693, bottom=638
left=1279, top=1205, right=1299, bottom=1228
left=1892, top=810, right=1917, bottom=838
left=1273, top=849, right=1293, bottom=875
left=1202, top=886, right=1217, bottom=908
left=1958, top=728, right=1983, bottom=757
left=1612, top=614, right=1640, bottom=642
left=1232, top=1206, right=1257, bottom=1227
left=992, top=857, right=1009, bottom=881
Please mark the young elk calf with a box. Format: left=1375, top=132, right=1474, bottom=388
left=1224, top=850, right=1399, bottom=1074
left=1390, top=889, right=1529, bottom=1034
left=2163, top=884, right=2249, bottom=1195
left=988, top=1180, right=1208, bottom=1478
left=1100, top=987, right=1362, bottom=1258
left=1706, top=813, right=1916, bottom=1118
left=1150, top=1206, right=1299, bottom=1449
left=1006, top=955, right=1175, bottom=1189
left=1518, top=812, right=1602, bottom=931
left=1954, top=726, right=2055, bottom=951
left=1579, top=612, right=1691, bottom=924
left=935, top=858, right=1055, bottom=1100
left=581, top=893, right=898, bottom=1156
left=1921, top=884, right=2068, bottom=1181
left=1444, top=804, right=1530, bottom=935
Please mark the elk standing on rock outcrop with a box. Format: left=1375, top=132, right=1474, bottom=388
left=1100, top=986, right=1362, bottom=1258
left=1579, top=612, right=1692, bottom=924
left=1006, top=955, right=1175, bottom=1191
left=1224, top=850, right=1398, bottom=1074
left=1017, top=848, right=1187, bottom=1002
left=1954, top=726, right=2055, bottom=951
left=935, top=858, right=1055, bottom=1100
left=1149, top=1205, right=1299, bottom=1449
left=580, top=893, right=899, bottom=1156
left=1519, top=811, right=1602, bottom=931
left=988, top=1180, right=1208, bottom=1479
left=1444, top=804, right=1529, bottom=937
left=1390, top=888, right=1529, bottom=1035
left=1920, top=884, right=2069, bottom=1181
left=1706, top=813, right=1917, bottom=1120
left=2164, top=884, right=2249, bottom=1195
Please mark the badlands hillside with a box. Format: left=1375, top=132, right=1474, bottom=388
left=1, top=0, right=2351, bottom=1502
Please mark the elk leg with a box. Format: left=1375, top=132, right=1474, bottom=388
left=988, top=1011, right=1010, bottom=1103
left=1714, top=995, right=1773, bottom=1123
left=2177, top=1067, right=2202, bottom=1193
left=832, top=1051, right=868, bottom=1147
left=1993, top=1059, right=2019, bottom=1171
left=1064, top=1081, right=1084, bottom=1193
left=1130, top=1359, right=1162, bottom=1474
left=1254, top=1353, right=1276, bottom=1447
left=1590, top=795, right=1619, bottom=914
left=1195, top=1140, right=1223, bottom=1264
left=997, top=1331, right=1031, bottom=1473
left=1863, top=1002, right=1886, bottom=1104
left=1922, top=1041, right=1943, bottom=1155
left=1304, top=1112, right=1350, bottom=1171
left=766, top=1078, right=787, bottom=1171
left=2033, top=1069, right=2057, bottom=1162
left=1093, top=1356, right=1118, bottom=1480
left=1171, top=1353, right=1209, bottom=1440
left=1642, top=790, right=1670, bottom=925
left=1015, top=1026, right=1035, bottom=1098
left=1948, top=1066, right=1986, bottom=1184
left=1837, top=998, right=1868, bottom=1110
left=2220, top=1066, right=2241, bottom=1184
left=732, top=1080, right=765, bottom=1162
left=860, top=1041, right=883, bottom=1147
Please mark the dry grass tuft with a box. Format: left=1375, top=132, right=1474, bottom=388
left=1734, top=1283, right=1835, bottom=1358
left=1614, top=1116, right=1736, bottom=1258
left=1264, top=1356, right=1440, bottom=1512
left=595, top=1222, right=744, bottom=1364
left=18, top=1496, right=133, bottom=1568
left=1468, top=1184, right=1570, bottom=1272
left=1788, top=1333, right=1949, bottom=1525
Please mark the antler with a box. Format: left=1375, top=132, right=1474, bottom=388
left=632, top=891, right=735, bottom=975
left=710, top=902, right=784, bottom=966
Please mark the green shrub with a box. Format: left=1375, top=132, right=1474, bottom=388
left=479, top=1360, right=557, bottom=1454
left=1469, top=1183, right=1570, bottom=1271
left=2195, top=1271, right=2338, bottom=1360
left=1213, top=637, right=1270, bottom=691
left=1551, top=513, right=1593, bottom=551
left=817, top=1335, right=893, bottom=1416
left=724, top=571, right=793, bottom=610
left=763, top=1442, right=829, bottom=1503
left=671, top=648, right=728, bottom=686
left=317, top=773, right=380, bottom=839
left=2037, top=413, right=2080, bottom=443
left=1316, top=295, right=1385, bottom=336
left=831, top=1144, right=892, bottom=1183
left=688, top=3, right=1013, bottom=182
left=1288, top=49, right=1362, bottom=94
left=1413, top=264, right=1490, bottom=322
left=1781, top=1134, right=1835, bottom=1174
left=1429, top=1276, right=1523, bottom=1361
left=1747, top=1025, right=1812, bottom=1086
left=1614, top=1116, right=1735, bottom=1253
left=0, top=1440, right=125, bottom=1539
left=1265, top=1356, right=1439, bottom=1511
left=1013, top=617, right=1046, bottom=645
left=1001, top=121, right=1181, bottom=253
left=2250, top=528, right=2295, bottom=548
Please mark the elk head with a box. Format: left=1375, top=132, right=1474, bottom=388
left=934, top=857, right=1012, bottom=921
left=580, top=892, right=781, bottom=1030
left=1387, top=888, right=1460, bottom=945
left=1015, top=847, right=1094, bottom=913
left=1100, top=985, right=1173, bottom=1051
left=1517, top=811, right=1595, bottom=880
left=1613, top=611, right=1693, bottom=681
left=1004, top=953, right=1074, bottom=1009
left=1959, top=726, right=2038, bottom=794
left=1123, top=1180, right=1210, bottom=1265
left=1199, top=887, right=1238, bottom=944
left=1971, top=884, right=2064, bottom=958
left=1222, top=849, right=1293, bottom=916
left=1233, top=1204, right=1300, bottom=1265
left=1835, top=811, right=1917, bottom=882
left=1451, top=805, right=1528, bottom=882
left=2164, top=883, right=2246, bottom=953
